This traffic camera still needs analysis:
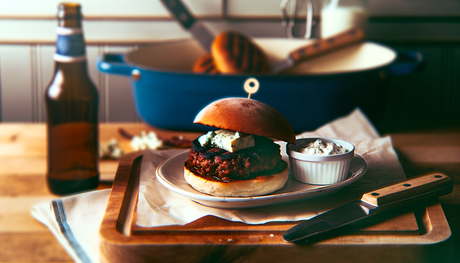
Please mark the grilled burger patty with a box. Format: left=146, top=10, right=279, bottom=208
left=185, top=136, right=285, bottom=182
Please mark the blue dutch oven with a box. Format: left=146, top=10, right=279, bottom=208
left=96, top=39, right=424, bottom=133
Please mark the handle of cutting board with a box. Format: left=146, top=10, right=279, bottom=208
left=361, top=174, right=452, bottom=207
left=288, top=28, right=365, bottom=63
left=97, top=53, right=134, bottom=77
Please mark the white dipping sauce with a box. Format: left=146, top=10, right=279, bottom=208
left=300, top=139, right=346, bottom=156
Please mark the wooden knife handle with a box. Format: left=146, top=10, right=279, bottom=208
left=361, top=174, right=452, bottom=207
left=289, top=28, right=364, bottom=63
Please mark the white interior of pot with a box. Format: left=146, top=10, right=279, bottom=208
left=126, top=40, right=204, bottom=72
left=126, top=38, right=397, bottom=75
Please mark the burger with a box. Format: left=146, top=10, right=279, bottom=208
left=184, top=97, right=296, bottom=197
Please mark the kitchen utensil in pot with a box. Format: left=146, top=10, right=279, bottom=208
left=160, top=0, right=214, bottom=52
left=271, top=28, right=364, bottom=73
left=161, top=0, right=363, bottom=74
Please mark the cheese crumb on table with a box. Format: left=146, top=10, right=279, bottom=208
left=100, top=138, right=124, bottom=159
left=130, top=131, right=163, bottom=151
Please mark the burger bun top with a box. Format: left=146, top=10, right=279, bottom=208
left=194, top=97, right=296, bottom=143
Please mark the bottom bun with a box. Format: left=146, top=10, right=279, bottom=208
left=184, top=162, right=289, bottom=197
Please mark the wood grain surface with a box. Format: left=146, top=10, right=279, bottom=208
left=100, top=152, right=451, bottom=263
left=0, top=123, right=200, bottom=263
left=0, top=123, right=459, bottom=262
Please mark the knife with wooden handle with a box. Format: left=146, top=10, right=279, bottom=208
left=282, top=173, right=453, bottom=243
left=271, top=28, right=365, bottom=73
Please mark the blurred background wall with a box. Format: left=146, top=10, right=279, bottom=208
left=0, top=0, right=459, bottom=134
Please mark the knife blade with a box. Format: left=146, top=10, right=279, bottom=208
left=282, top=173, right=453, bottom=243
left=160, top=0, right=214, bottom=52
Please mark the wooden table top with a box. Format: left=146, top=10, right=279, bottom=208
left=0, top=123, right=459, bottom=262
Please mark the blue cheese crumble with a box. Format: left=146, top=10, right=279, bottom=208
left=198, top=129, right=255, bottom=152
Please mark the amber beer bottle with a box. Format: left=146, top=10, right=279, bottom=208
left=45, top=3, right=99, bottom=195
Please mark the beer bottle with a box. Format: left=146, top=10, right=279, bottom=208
left=45, top=3, right=99, bottom=195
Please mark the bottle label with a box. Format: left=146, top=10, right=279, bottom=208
left=54, top=26, right=86, bottom=62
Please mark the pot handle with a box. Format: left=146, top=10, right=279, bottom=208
left=387, top=51, right=425, bottom=76
left=96, top=53, right=133, bottom=76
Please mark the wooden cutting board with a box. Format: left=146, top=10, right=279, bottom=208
left=99, top=152, right=452, bottom=263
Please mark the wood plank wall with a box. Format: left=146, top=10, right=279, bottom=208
left=0, top=44, right=140, bottom=123
left=377, top=42, right=460, bottom=133
left=0, top=0, right=459, bottom=133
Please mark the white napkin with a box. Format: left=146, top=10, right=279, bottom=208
left=31, top=189, right=110, bottom=263
left=31, top=108, right=406, bottom=263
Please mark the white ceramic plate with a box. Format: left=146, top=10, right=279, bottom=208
left=156, top=151, right=367, bottom=209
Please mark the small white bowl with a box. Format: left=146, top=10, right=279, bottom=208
left=287, top=138, right=355, bottom=185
